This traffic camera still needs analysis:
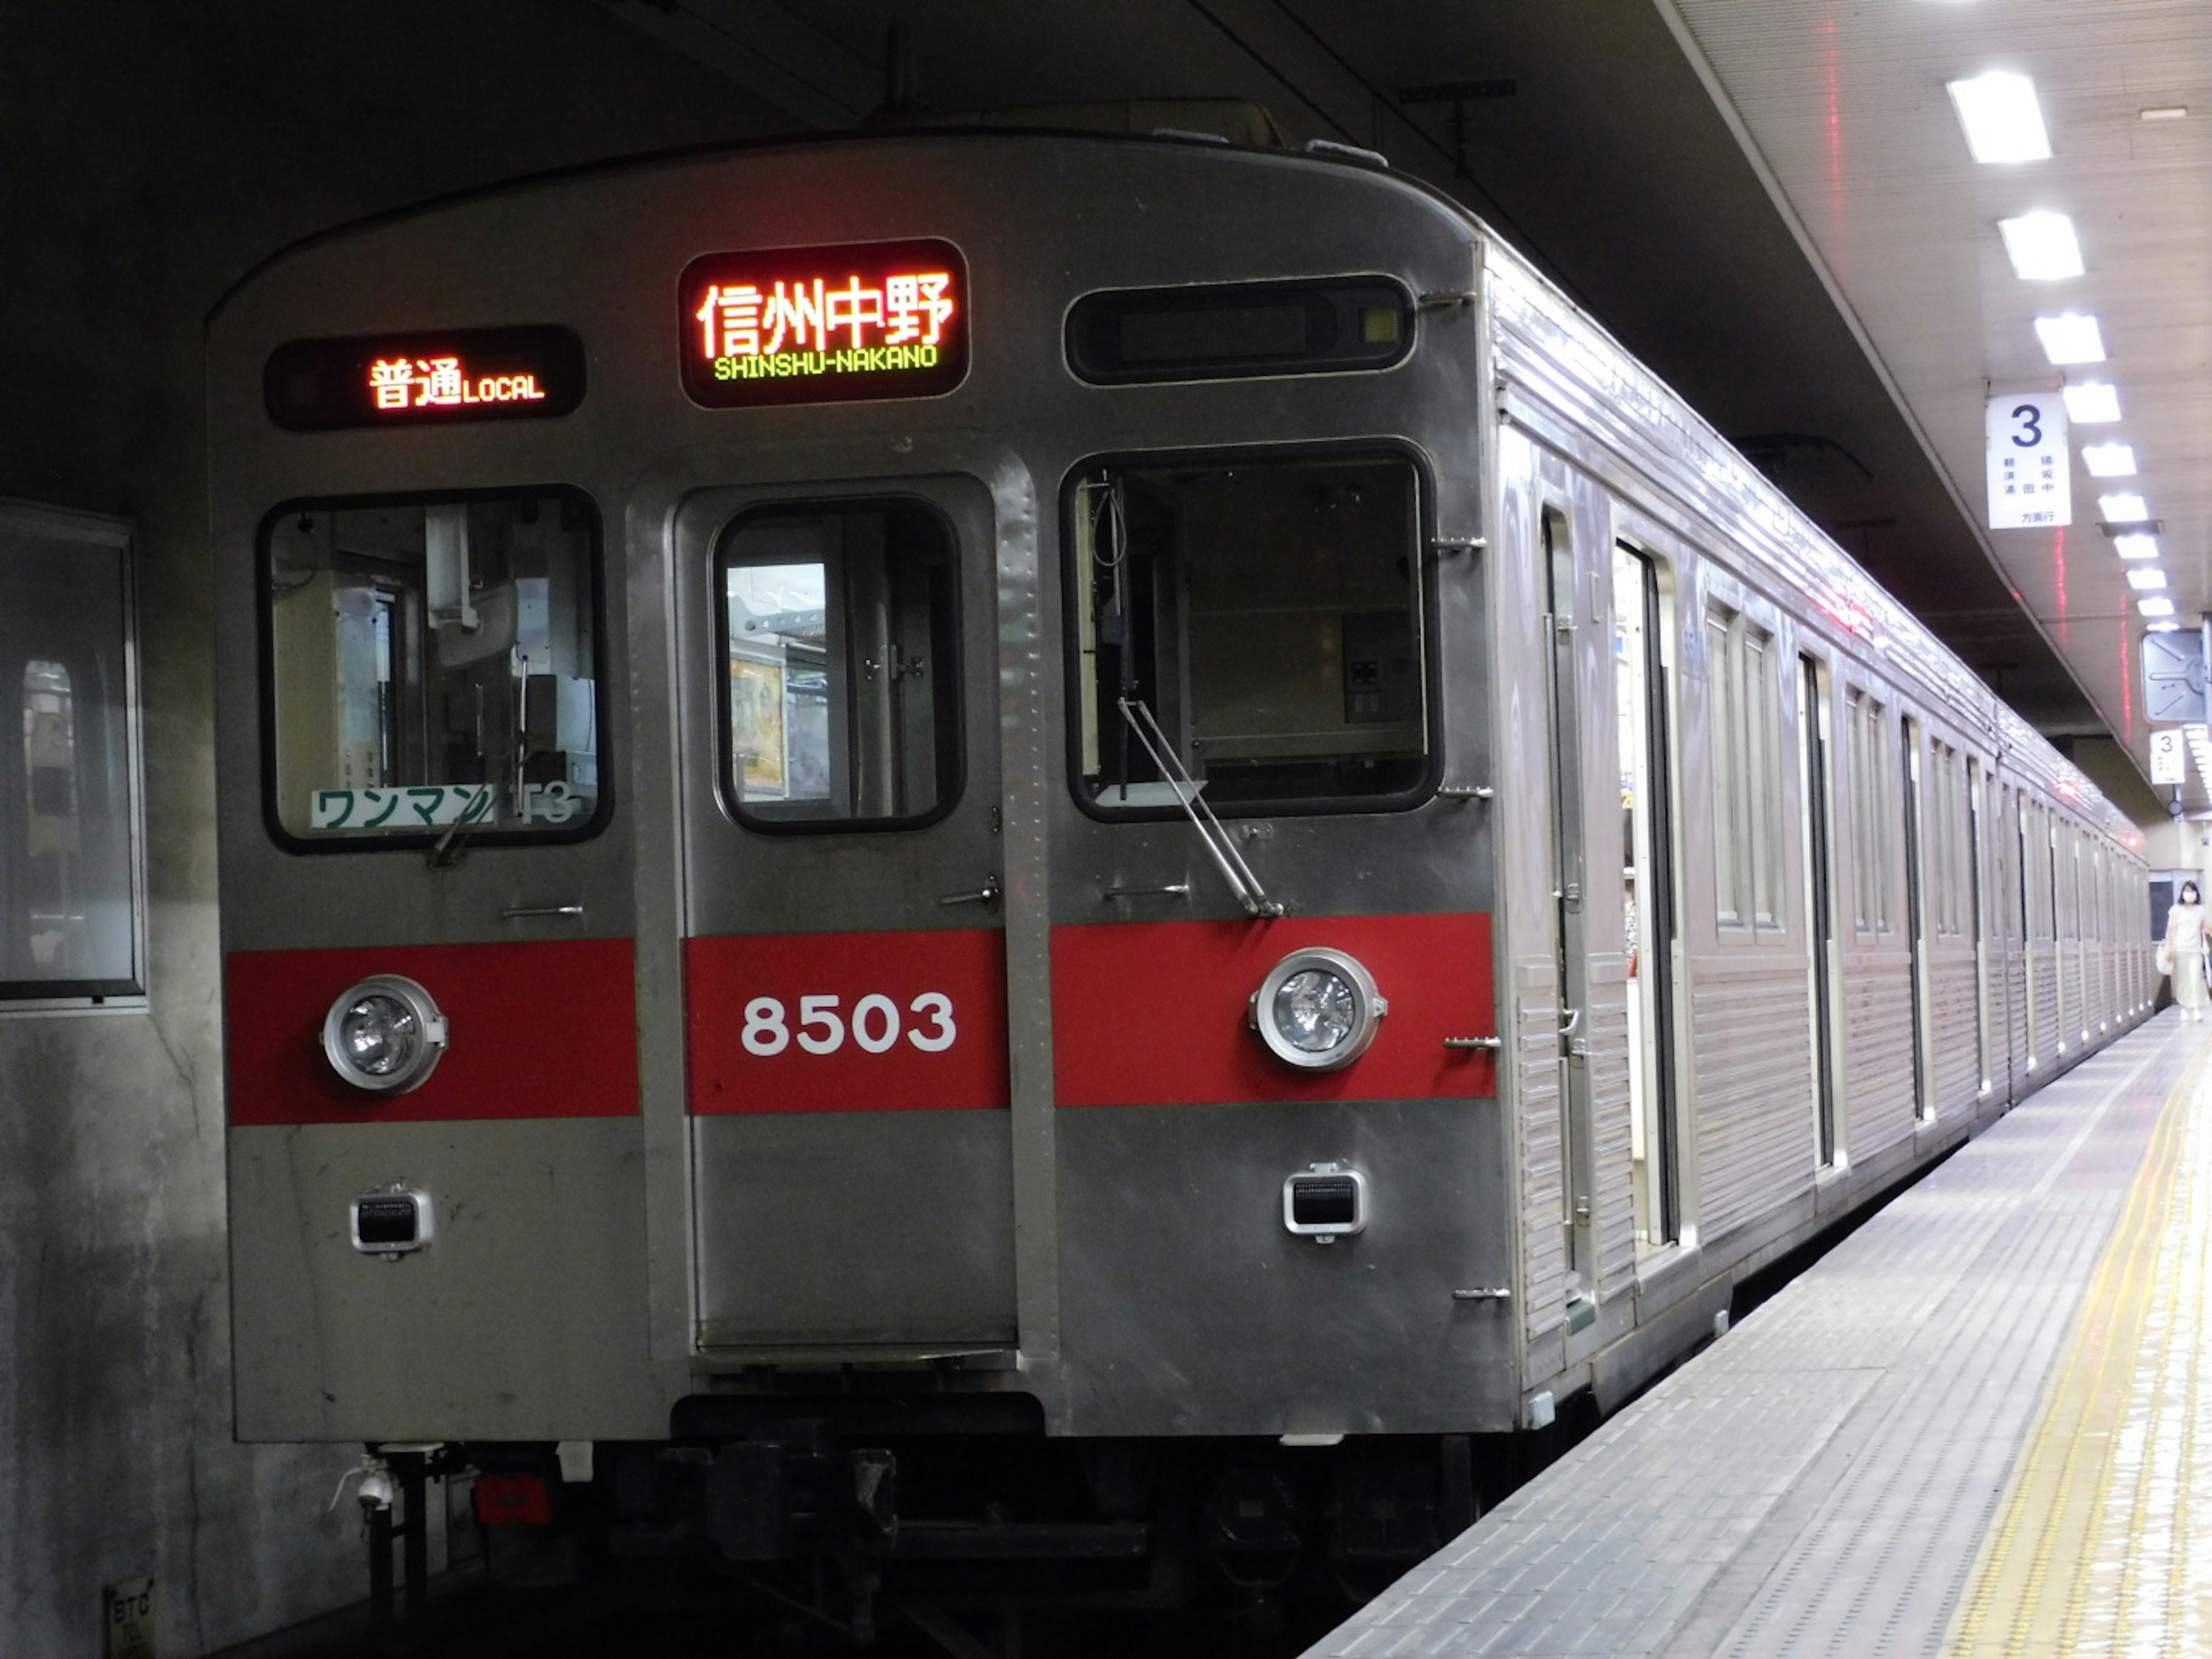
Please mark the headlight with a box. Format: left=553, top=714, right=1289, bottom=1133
left=1250, top=948, right=1387, bottom=1071
left=321, top=975, right=448, bottom=1094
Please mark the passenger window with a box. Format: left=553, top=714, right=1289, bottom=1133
left=717, top=500, right=961, bottom=829
left=262, top=488, right=604, bottom=847
left=1070, top=453, right=1429, bottom=814
left=0, top=504, right=142, bottom=1001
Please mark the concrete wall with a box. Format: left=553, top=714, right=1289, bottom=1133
left=0, top=6, right=783, bottom=1652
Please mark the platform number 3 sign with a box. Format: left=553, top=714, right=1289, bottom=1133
left=1986, top=391, right=2072, bottom=531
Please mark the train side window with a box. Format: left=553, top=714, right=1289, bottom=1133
left=260, top=488, right=605, bottom=849
left=0, top=503, right=143, bottom=1003
left=715, top=499, right=961, bottom=830
left=1069, top=452, right=1430, bottom=815
left=1705, top=603, right=1781, bottom=931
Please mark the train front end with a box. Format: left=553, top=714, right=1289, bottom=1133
left=210, top=131, right=1514, bottom=1616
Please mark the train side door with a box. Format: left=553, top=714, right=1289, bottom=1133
left=676, top=474, right=1017, bottom=1351
left=1541, top=510, right=1597, bottom=1306
left=1797, top=653, right=1839, bottom=1164
left=1614, top=544, right=1680, bottom=1245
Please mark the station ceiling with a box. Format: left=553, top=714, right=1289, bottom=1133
left=602, top=0, right=2205, bottom=826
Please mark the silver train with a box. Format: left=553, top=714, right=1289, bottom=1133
left=209, top=124, right=2152, bottom=1637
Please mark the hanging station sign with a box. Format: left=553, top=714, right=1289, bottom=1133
left=1984, top=391, right=2071, bottom=530
left=679, top=238, right=969, bottom=408
left=264, top=327, right=587, bottom=431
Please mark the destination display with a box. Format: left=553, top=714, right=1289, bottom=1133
left=264, top=327, right=586, bottom=431
left=680, top=238, right=968, bottom=408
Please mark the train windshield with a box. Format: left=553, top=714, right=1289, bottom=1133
left=1072, top=453, right=1429, bottom=814
left=260, top=488, right=603, bottom=847
left=716, top=499, right=961, bottom=829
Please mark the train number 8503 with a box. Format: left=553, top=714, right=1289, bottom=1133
left=740, top=993, right=958, bottom=1056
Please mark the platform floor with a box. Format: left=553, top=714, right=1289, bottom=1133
left=1309, top=1011, right=2211, bottom=1658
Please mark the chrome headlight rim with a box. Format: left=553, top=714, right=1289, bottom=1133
left=320, top=974, right=449, bottom=1096
left=1251, top=946, right=1387, bottom=1072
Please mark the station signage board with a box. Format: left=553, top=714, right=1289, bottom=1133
left=1985, top=391, right=2071, bottom=530
left=2151, top=728, right=2187, bottom=786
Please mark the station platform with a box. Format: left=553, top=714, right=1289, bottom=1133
left=1309, top=1011, right=2209, bottom=1658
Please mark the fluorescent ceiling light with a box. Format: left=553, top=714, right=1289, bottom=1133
left=1948, top=71, right=2054, bottom=163
left=2063, top=382, right=2120, bottom=423
left=2101, top=492, right=2149, bottom=520
left=2127, top=567, right=2168, bottom=590
left=2140, top=596, right=2177, bottom=618
left=2142, top=107, right=2188, bottom=122
left=2084, top=442, right=2138, bottom=476
left=2000, top=211, right=2085, bottom=279
left=2116, top=533, right=2160, bottom=559
left=2035, top=313, right=2105, bottom=362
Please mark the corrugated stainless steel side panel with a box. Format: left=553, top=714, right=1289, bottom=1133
left=1585, top=953, right=1638, bottom=1301
left=1514, top=954, right=1569, bottom=1345
left=2031, top=941, right=2060, bottom=1066
left=1930, top=949, right=1982, bottom=1116
left=1843, top=949, right=1916, bottom=1157
left=1688, top=956, right=1813, bottom=1241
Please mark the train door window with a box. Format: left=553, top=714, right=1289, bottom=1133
left=1069, top=453, right=1429, bottom=814
left=715, top=500, right=960, bottom=829
left=1846, top=688, right=1890, bottom=934
left=1707, top=607, right=1741, bottom=925
left=1615, top=543, right=1679, bottom=1246
left=1902, top=716, right=1931, bottom=1119
left=1706, top=607, right=1781, bottom=933
left=262, top=489, right=604, bottom=848
left=0, top=504, right=142, bottom=1003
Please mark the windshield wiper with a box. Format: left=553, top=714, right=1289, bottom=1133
left=1116, top=698, right=1283, bottom=918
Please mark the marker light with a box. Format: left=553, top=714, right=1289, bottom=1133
left=2035, top=314, right=2105, bottom=363
left=2139, top=597, right=2177, bottom=618
left=2116, top=534, right=2160, bottom=560
left=1249, top=948, right=1387, bottom=1071
left=2126, top=567, right=2167, bottom=590
left=2063, top=382, right=2120, bottom=423
left=2000, top=211, right=2084, bottom=279
left=322, top=975, right=449, bottom=1094
left=1948, top=71, right=2053, bottom=164
left=2101, top=493, right=2149, bottom=521
left=2084, top=442, right=2138, bottom=476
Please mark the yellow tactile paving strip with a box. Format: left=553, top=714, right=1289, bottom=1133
left=1947, top=1043, right=2212, bottom=1658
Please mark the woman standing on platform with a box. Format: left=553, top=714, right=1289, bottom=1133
left=2166, top=881, right=2211, bottom=1022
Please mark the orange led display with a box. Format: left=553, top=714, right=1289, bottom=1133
left=265, top=327, right=585, bottom=431
left=679, top=239, right=969, bottom=408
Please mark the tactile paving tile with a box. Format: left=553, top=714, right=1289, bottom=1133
left=1305, top=1023, right=2198, bottom=1659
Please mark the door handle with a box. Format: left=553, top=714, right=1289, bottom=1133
left=1560, top=1007, right=1582, bottom=1036
left=939, top=875, right=1002, bottom=910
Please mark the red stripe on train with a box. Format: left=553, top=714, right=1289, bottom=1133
left=225, top=938, right=638, bottom=1125
left=1051, top=912, right=1495, bottom=1107
left=687, top=929, right=1010, bottom=1113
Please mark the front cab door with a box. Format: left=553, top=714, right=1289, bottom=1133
left=677, top=469, right=1014, bottom=1354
